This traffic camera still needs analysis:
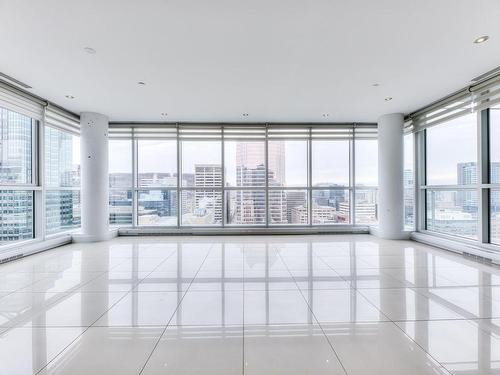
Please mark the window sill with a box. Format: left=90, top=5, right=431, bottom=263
left=411, top=231, right=500, bottom=266
left=0, top=235, right=72, bottom=264
left=118, top=225, right=370, bottom=236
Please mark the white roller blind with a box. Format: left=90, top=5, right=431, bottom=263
left=178, top=124, right=222, bottom=140
left=0, top=82, right=44, bottom=120
left=407, top=74, right=500, bottom=132
left=109, top=124, right=177, bottom=140
left=223, top=125, right=266, bottom=140
left=311, top=124, right=354, bottom=140
left=473, top=77, right=500, bottom=112
left=267, top=126, right=310, bottom=139
left=44, top=104, right=80, bottom=135
left=354, top=124, right=378, bottom=139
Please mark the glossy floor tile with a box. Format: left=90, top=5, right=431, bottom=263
left=141, top=326, right=243, bottom=375
left=1, top=234, right=500, bottom=374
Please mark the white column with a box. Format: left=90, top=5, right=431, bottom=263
left=377, top=113, right=406, bottom=239
left=75, top=112, right=112, bottom=242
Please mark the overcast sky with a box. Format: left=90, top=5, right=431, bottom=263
left=108, top=138, right=379, bottom=186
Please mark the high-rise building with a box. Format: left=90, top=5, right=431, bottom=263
left=286, top=191, right=307, bottom=223
left=404, top=169, right=414, bottom=226
left=45, top=127, right=81, bottom=234
left=233, top=142, right=286, bottom=224
left=193, top=164, right=222, bottom=223
left=0, top=108, right=34, bottom=242
left=456, top=162, right=478, bottom=211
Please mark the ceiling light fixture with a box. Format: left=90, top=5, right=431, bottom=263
left=137, top=81, right=146, bottom=85
left=372, top=83, right=380, bottom=87
left=84, top=47, right=96, bottom=54
left=322, top=113, right=329, bottom=118
left=242, top=113, right=249, bottom=117
left=161, top=112, right=168, bottom=116
left=384, top=97, right=393, bottom=101
left=474, top=35, right=489, bottom=44
left=65, top=95, right=75, bottom=99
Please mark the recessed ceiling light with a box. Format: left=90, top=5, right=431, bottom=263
left=137, top=81, right=146, bottom=85
left=65, top=95, right=75, bottom=99
left=474, top=35, right=489, bottom=44
left=161, top=112, right=168, bottom=116
left=384, top=97, right=393, bottom=101
left=322, top=113, right=329, bottom=118
left=242, top=113, right=249, bottom=117
left=84, top=47, right=96, bottom=54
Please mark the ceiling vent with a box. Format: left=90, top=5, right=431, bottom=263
left=0, top=72, right=32, bottom=89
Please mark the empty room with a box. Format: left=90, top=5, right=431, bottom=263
left=1, top=0, right=500, bottom=374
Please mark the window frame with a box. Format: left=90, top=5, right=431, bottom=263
left=109, top=124, right=378, bottom=229
left=0, top=107, right=39, bottom=246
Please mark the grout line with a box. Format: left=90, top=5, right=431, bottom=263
left=274, top=245, right=349, bottom=375
left=316, top=251, right=454, bottom=375
left=138, top=243, right=216, bottom=375
left=33, top=244, right=178, bottom=375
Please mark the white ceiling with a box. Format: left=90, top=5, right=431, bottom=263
left=0, top=0, right=499, bottom=123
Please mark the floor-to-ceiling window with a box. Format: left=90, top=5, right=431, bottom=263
left=0, top=107, right=35, bottom=243
left=268, top=128, right=309, bottom=225
left=488, top=105, right=500, bottom=244
left=224, top=127, right=266, bottom=225
left=311, top=136, right=350, bottom=224
left=425, top=114, right=478, bottom=239
left=180, top=127, right=222, bottom=226
left=404, top=133, right=415, bottom=230
left=137, top=139, right=177, bottom=226
left=354, top=128, right=378, bottom=225
left=109, top=139, right=133, bottom=226
left=44, top=126, right=81, bottom=234
left=108, top=124, right=377, bottom=229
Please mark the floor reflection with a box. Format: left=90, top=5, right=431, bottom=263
left=1, top=235, right=500, bottom=374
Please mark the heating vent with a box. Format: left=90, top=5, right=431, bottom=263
left=462, top=251, right=492, bottom=264
left=0, top=253, right=24, bottom=264
left=0, top=72, right=32, bottom=89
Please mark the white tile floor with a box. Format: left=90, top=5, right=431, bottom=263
left=1, top=235, right=500, bottom=374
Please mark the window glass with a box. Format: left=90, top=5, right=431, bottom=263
left=0, top=190, right=33, bottom=242
left=312, top=140, right=349, bottom=187
left=224, top=141, right=265, bottom=187
left=46, top=191, right=81, bottom=234
left=490, top=189, right=500, bottom=245
left=489, top=106, right=500, bottom=244
left=181, top=189, right=222, bottom=226
left=404, top=134, right=414, bottom=229
left=355, top=139, right=378, bottom=186
left=138, top=140, right=177, bottom=188
left=426, top=114, right=477, bottom=185
left=267, top=140, right=307, bottom=187
left=45, top=127, right=80, bottom=187
left=489, top=106, right=500, bottom=183
left=181, top=141, right=221, bottom=187
left=226, top=190, right=265, bottom=225
left=269, top=190, right=308, bottom=225
left=109, top=140, right=132, bottom=188
left=312, top=189, right=349, bottom=224
left=355, top=189, right=378, bottom=225
left=138, top=190, right=177, bottom=226
left=109, top=190, right=133, bottom=226
left=0, top=107, right=33, bottom=184
left=426, top=189, right=478, bottom=239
